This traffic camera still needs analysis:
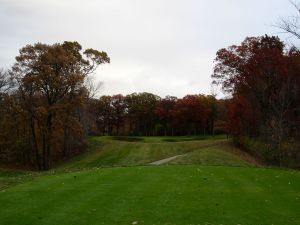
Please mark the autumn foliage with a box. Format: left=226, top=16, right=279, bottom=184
left=0, top=39, right=226, bottom=170
left=88, top=93, right=224, bottom=137
left=0, top=41, right=110, bottom=170
left=212, top=35, right=300, bottom=166
left=2, top=35, right=299, bottom=170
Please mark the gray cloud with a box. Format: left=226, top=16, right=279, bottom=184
left=0, top=0, right=294, bottom=98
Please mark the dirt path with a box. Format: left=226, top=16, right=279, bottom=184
left=148, top=142, right=225, bottom=166
left=149, top=154, right=187, bottom=165
left=148, top=141, right=262, bottom=167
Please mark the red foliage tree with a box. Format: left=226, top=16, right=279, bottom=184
left=172, top=95, right=211, bottom=135
left=212, top=35, right=300, bottom=166
left=155, top=96, right=177, bottom=136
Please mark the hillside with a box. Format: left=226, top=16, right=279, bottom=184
left=60, top=135, right=258, bottom=169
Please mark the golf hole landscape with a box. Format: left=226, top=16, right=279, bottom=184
left=1, top=136, right=300, bottom=225
left=1, top=1, right=300, bottom=225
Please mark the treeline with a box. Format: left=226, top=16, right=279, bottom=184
left=212, top=35, right=300, bottom=167
left=1, top=36, right=299, bottom=170
left=0, top=41, right=227, bottom=170
left=87, top=93, right=227, bottom=136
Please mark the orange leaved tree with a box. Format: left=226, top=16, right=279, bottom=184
left=11, top=41, right=110, bottom=170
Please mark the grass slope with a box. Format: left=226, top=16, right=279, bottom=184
left=1, top=165, right=300, bottom=225
left=61, top=135, right=254, bottom=169
left=168, top=144, right=258, bottom=167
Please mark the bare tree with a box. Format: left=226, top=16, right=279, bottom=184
left=278, top=1, right=300, bottom=40
left=84, top=75, right=103, bottom=99
left=0, top=69, right=10, bottom=94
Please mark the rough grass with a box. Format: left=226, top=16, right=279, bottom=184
left=1, top=166, right=300, bottom=225
left=0, top=169, right=40, bottom=191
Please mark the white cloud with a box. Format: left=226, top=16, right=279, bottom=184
left=0, top=0, right=295, bottom=98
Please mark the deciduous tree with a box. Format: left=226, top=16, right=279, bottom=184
left=10, top=41, right=110, bottom=170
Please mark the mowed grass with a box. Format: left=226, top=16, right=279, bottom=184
left=61, top=135, right=253, bottom=169
left=1, top=165, right=300, bottom=225
left=168, top=144, right=259, bottom=167
left=1, top=136, right=300, bottom=225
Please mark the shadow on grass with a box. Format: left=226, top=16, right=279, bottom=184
left=111, top=136, right=145, bottom=142
left=162, top=136, right=206, bottom=142
left=108, top=135, right=226, bottom=143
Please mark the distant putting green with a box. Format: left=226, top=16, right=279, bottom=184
left=1, top=165, right=300, bottom=225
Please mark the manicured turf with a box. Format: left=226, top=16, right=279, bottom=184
left=168, top=144, right=256, bottom=167
left=1, top=165, right=300, bottom=225
left=1, top=136, right=299, bottom=225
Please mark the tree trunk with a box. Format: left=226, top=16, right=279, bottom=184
left=63, top=126, right=69, bottom=158
left=43, top=112, right=53, bottom=170
left=30, top=116, right=41, bottom=170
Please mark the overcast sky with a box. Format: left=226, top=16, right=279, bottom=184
left=0, top=0, right=296, bottom=98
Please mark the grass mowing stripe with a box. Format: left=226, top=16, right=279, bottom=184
left=1, top=165, right=300, bottom=225
left=1, top=136, right=298, bottom=225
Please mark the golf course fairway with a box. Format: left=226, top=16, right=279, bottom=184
left=1, top=165, right=300, bottom=225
